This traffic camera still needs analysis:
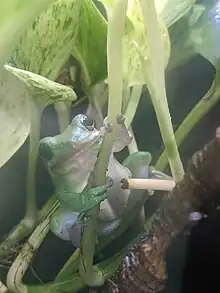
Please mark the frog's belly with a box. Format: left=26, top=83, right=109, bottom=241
left=99, top=157, right=131, bottom=222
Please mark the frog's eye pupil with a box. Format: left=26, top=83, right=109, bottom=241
left=39, top=142, right=53, bottom=161
left=83, top=116, right=95, bottom=130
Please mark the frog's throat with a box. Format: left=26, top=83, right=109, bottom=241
left=49, top=134, right=105, bottom=190
left=49, top=130, right=104, bottom=171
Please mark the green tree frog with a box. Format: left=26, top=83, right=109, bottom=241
left=39, top=114, right=169, bottom=247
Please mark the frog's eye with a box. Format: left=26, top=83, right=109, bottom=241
left=39, top=142, right=53, bottom=161
left=82, top=116, right=95, bottom=130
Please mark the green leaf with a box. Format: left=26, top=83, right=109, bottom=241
left=168, top=0, right=220, bottom=71
left=0, top=0, right=54, bottom=68
left=160, top=0, right=196, bottom=28
left=101, top=0, right=170, bottom=86
left=5, top=65, right=77, bottom=107
left=189, top=1, right=220, bottom=67
left=0, top=68, right=29, bottom=168
left=101, top=0, right=198, bottom=86
left=12, top=0, right=107, bottom=93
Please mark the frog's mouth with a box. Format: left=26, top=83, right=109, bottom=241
left=39, top=129, right=104, bottom=172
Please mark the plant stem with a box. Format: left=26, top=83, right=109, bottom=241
left=155, top=76, right=220, bottom=171
left=0, top=281, right=8, bottom=293
left=93, top=0, right=127, bottom=185
left=6, top=218, right=50, bottom=293
left=54, top=101, right=71, bottom=132
left=6, top=199, right=59, bottom=293
left=79, top=0, right=128, bottom=287
left=128, top=127, right=138, bottom=154
left=24, top=97, right=43, bottom=231
left=138, top=0, right=184, bottom=182
left=124, top=85, right=143, bottom=128
left=25, top=232, right=142, bottom=293
left=0, top=194, right=57, bottom=260
left=0, top=97, right=42, bottom=255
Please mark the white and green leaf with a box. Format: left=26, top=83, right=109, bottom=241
left=101, top=0, right=195, bottom=87
left=0, top=68, right=29, bottom=168
left=5, top=65, right=77, bottom=107
left=12, top=0, right=107, bottom=93
left=0, top=0, right=54, bottom=68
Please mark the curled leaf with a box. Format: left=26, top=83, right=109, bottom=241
left=4, top=65, right=77, bottom=107
left=160, top=0, right=196, bottom=28
left=0, top=68, right=29, bottom=168
left=0, top=0, right=54, bottom=67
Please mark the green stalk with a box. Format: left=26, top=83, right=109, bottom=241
left=54, top=101, right=71, bottom=132
left=23, top=232, right=142, bottom=293
left=128, top=127, right=138, bottom=154
left=24, top=97, right=43, bottom=231
left=138, top=0, right=184, bottom=182
left=78, top=0, right=128, bottom=287
left=93, top=0, right=128, bottom=184
left=0, top=193, right=58, bottom=260
left=0, top=281, right=8, bottom=293
left=7, top=218, right=51, bottom=293
left=0, top=96, right=43, bottom=256
left=124, top=85, right=143, bottom=128
left=155, top=76, right=220, bottom=171
left=55, top=194, right=147, bottom=282
left=6, top=201, right=59, bottom=293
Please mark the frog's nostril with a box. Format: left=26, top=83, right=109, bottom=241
left=39, top=142, right=53, bottom=160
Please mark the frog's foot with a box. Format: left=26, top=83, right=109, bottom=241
left=116, top=113, right=125, bottom=125
left=69, top=218, right=84, bottom=248
left=123, top=151, right=152, bottom=178
left=149, top=166, right=172, bottom=180
left=103, top=117, right=113, bottom=133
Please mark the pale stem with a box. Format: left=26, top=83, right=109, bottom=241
left=54, top=101, right=71, bottom=132
left=155, top=77, right=220, bottom=171
left=24, top=96, right=43, bottom=231
left=79, top=0, right=128, bottom=287
left=138, top=0, right=184, bottom=182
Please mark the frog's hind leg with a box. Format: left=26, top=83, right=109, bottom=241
left=49, top=207, right=79, bottom=241
left=123, top=151, right=172, bottom=228
left=123, top=151, right=171, bottom=181
left=123, top=151, right=152, bottom=179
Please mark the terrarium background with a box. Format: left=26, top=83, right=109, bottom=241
left=0, top=53, right=218, bottom=292
left=0, top=0, right=220, bottom=291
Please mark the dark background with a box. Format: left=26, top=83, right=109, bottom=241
left=0, top=1, right=220, bottom=292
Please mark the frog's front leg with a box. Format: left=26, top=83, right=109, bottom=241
left=102, top=114, right=132, bottom=153
left=58, top=179, right=113, bottom=213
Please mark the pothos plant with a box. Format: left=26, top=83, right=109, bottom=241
left=0, top=0, right=220, bottom=292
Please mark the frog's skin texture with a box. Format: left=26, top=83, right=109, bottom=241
left=49, top=207, right=80, bottom=241
left=39, top=114, right=132, bottom=243
left=39, top=114, right=169, bottom=246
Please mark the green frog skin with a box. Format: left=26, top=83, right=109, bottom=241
left=39, top=114, right=170, bottom=246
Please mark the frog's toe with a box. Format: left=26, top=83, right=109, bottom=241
left=103, top=117, right=113, bottom=133
left=116, top=113, right=125, bottom=124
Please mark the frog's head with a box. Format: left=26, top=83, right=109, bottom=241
left=38, top=114, right=103, bottom=168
